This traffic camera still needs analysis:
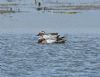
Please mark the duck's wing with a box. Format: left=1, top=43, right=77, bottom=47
left=42, top=34, right=57, bottom=40
left=50, top=33, right=58, bottom=35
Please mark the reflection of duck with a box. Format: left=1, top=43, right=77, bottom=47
left=37, top=31, right=66, bottom=44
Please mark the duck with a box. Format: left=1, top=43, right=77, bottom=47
left=37, top=31, right=66, bottom=44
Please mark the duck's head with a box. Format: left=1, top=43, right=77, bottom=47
left=37, top=31, right=45, bottom=36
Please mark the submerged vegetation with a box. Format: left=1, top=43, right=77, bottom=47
left=0, top=10, right=16, bottom=14
left=0, top=2, right=18, bottom=6
left=0, top=1, right=100, bottom=14
left=52, top=11, right=80, bottom=14
left=35, top=0, right=100, bottom=14
left=0, top=2, right=20, bottom=14
left=63, top=4, right=100, bottom=10
left=64, top=11, right=80, bottom=14
left=36, top=4, right=100, bottom=11
left=0, top=8, right=20, bottom=14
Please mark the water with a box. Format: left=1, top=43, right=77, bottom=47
left=0, top=0, right=100, bottom=33
left=0, top=0, right=100, bottom=76
left=0, top=34, right=100, bottom=77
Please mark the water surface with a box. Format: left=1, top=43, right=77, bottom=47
left=0, top=0, right=100, bottom=33
left=0, top=0, right=100, bottom=77
left=0, top=34, right=100, bottom=77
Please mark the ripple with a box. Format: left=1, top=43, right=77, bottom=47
left=0, top=34, right=100, bottom=77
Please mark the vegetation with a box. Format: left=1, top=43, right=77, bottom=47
left=0, top=2, right=19, bottom=14
left=63, top=4, right=100, bottom=10
left=0, top=2, right=18, bottom=6
left=65, top=12, right=80, bottom=14
left=0, top=10, right=16, bottom=14
left=53, top=11, right=80, bottom=14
